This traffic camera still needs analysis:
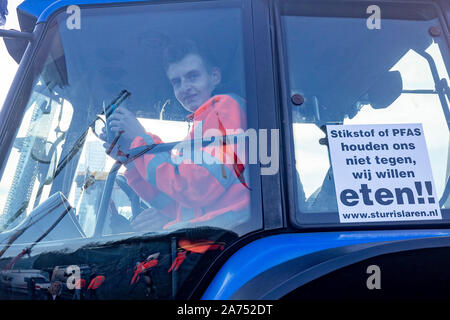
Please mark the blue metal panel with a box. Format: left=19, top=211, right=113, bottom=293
left=17, top=0, right=58, bottom=19
left=17, top=0, right=149, bottom=24
left=201, top=229, right=450, bottom=299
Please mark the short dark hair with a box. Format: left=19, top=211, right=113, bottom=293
left=162, top=39, right=215, bottom=72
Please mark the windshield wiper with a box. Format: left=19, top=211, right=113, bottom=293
left=416, top=50, right=450, bottom=209
left=53, top=90, right=129, bottom=178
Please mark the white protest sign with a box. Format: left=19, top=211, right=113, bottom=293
left=326, top=123, right=441, bottom=223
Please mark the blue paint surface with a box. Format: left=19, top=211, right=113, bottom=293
left=18, top=0, right=148, bottom=23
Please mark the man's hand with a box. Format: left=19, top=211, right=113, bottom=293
left=107, top=107, right=147, bottom=146
left=99, top=129, right=129, bottom=163
left=130, top=207, right=172, bottom=232
left=97, top=107, right=156, bottom=167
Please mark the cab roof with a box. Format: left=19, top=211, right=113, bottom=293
left=16, top=0, right=443, bottom=31
left=16, top=0, right=147, bottom=31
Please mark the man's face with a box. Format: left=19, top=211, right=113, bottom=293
left=167, top=54, right=220, bottom=113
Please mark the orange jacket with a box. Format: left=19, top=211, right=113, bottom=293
left=131, top=259, right=159, bottom=285
left=124, top=95, right=250, bottom=229
left=88, top=275, right=105, bottom=290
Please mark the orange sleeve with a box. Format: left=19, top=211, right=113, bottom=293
left=124, top=132, right=176, bottom=211
left=129, top=95, right=247, bottom=209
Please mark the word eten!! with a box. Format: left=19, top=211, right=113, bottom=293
left=340, top=181, right=436, bottom=207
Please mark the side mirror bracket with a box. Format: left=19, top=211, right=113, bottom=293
left=0, top=28, right=33, bottom=40
left=0, top=29, right=33, bottom=63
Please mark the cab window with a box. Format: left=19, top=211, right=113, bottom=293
left=0, top=0, right=261, bottom=300
left=281, top=1, right=450, bottom=226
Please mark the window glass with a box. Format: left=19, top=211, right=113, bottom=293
left=0, top=1, right=261, bottom=300
left=282, top=2, right=450, bottom=225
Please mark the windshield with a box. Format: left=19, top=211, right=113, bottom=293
left=282, top=1, right=450, bottom=225
left=0, top=1, right=258, bottom=229
left=0, top=1, right=261, bottom=300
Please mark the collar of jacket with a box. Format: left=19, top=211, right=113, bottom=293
left=185, top=95, right=221, bottom=122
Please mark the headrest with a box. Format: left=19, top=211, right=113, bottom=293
left=367, top=70, right=403, bottom=109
